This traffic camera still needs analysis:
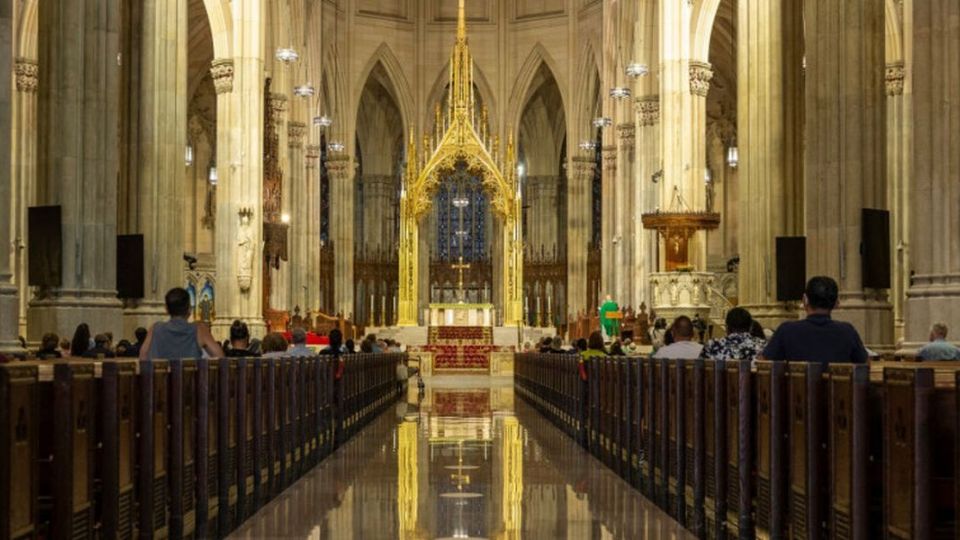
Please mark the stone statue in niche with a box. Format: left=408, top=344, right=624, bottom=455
left=237, top=210, right=254, bottom=292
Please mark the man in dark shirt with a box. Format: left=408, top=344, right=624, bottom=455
left=762, top=276, right=868, bottom=364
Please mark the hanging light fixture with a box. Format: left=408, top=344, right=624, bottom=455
left=293, top=83, right=315, bottom=98
left=208, top=159, right=218, bottom=185
left=327, top=141, right=345, bottom=153
left=704, top=168, right=713, bottom=184
left=281, top=212, right=291, bottom=224
left=516, top=163, right=525, bottom=177
left=452, top=196, right=470, bottom=209
left=579, top=140, right=597, bottom=151
left=610, top=87, right=631, bottom=100
left=313, top=115, right=332, bottom=128
left=625, top=63, right=649, bottom=78
left=592, top=117, right=613, bottom=128
left=275, top=47, right=300, bottom=65
left=185, top=144, right=194, bottom=167
left=726, top=142, right=739, bottom=168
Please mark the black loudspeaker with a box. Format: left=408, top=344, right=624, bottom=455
left=862, top=208, right=891, bottom=289
left=28, top=205, right=62, bottom=287
left=776, top=237, right=806, bottom=301
left=116, top=235, right=145, bottom=299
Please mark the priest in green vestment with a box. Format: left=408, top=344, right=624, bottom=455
left=599, top=294, right=620, bottom=339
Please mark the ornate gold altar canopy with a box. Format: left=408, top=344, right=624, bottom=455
left=397, top=0, right=523, bottom=326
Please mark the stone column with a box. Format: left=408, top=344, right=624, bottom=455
left=659, top=0, right=710, bottom=270
left=0, top=3, right=19, bottom=352
left=567, top=155, right=594, bottom=319
left=600, top=145, right=616, bottom=297
left=327, top=154, right=354, bottom=318
left=28, top=0, right=124, bottom=342
left=616, top=122, right=635, bottom=306
left=211, top=3, right=267, bottom=338
left=287, top=121, right=306, bottom=310
left=903, top=0, right=960, bottom=351
left=267, top=93, right=290, bottom=313
left=12, top=59, right=38, bottom=339
left=305, top=144, right=322, bottom=310
left=634, top=96, right=660, bottom=309
left=123, top=0, right=188, bottom=336
left=885, top=63, right=908, bottom=343
left=736, top=0, right=804, bottom=328
left=804, top=0, right=891, bottom=349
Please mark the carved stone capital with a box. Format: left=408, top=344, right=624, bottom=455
left=689, top=61, right=713, bottom=97
left=602, top=145, right=617, bottom=173
left=305, top=144, right=322, bottom=167
left=886, top=62, right=905, bottom=96
left=635, top=95, right=660, bottom=126
left=617, top=123, right=636, bottom=148
left=571, top=155, right=596, bottom=180
left=325, top=155, right=352, bottom=179
left=288, top=121, right=307, bottom=147
left=14, top=58, right=38, bottom=93
left=270, top=93, right=288, bottom=119
left=210, top=59, right=234, bottom=94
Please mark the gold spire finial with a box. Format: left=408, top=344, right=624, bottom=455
left=457, top=0, right=467, bottom=41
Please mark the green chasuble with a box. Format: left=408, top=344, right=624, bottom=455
left=599, top=299, right=620, bottom=337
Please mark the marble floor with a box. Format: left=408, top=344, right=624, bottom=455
left=229, top=377, right=694, bottom=539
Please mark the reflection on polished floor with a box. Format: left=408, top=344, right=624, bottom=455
left=229, top=378, right=694, bottom=539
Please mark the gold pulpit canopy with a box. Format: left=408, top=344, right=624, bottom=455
left=642, top=186, right=720, bottom=271
left=398, top=0, right=523, bottom=326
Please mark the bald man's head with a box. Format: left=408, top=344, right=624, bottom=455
left=671, top=316, right=694, bottom=341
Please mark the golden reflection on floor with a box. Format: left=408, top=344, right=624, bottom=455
left=229, top=378, right=694, bottom=540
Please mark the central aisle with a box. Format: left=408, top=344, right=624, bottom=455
left=229, top=377, right=693, bottom=539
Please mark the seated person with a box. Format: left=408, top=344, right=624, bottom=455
left=762, top=276, right=868, bottom=364
left=917, top=322, right=960, bottom=361
left=36, top=333, right=62, bottom=359
left=225, top=320, right=259, bottom=357
left=261, top=333, right=289, bottom=358
left=652, top=316, right=703, bottom=359
left=83, top=334, right=116, bottom=358
left=701, top=307, right=766, bottom=362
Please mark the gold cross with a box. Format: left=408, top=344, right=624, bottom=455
left=451, top=256, right=471, bottom=300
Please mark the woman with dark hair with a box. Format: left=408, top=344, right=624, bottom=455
left=225, top=320, right=258, bottom=357
left=71, top=323, right=91, bottom=357
left=750, top=320, right=767, bottom=341
left=575, top=338, right=588, bottom=352
left=578, top=331, right=607, bottom=381
left=37, top=333, right=62, bottom=359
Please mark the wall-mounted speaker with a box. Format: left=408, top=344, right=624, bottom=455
left=862, top=208, right=891, bottom=289
left=116, top=235, right=144, bottom=299
left=28, top=206, right=62, bottom=287
left=776, top=236, right=806, bottom=301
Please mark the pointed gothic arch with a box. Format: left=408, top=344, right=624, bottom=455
left=508, top=43, right=567, bottom=131
left=355, top=43, right=414, bottom=131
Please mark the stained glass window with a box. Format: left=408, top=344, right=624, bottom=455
left=436, top=162, right=487, bottom=261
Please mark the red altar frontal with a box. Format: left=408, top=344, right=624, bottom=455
left=409, top=326, right=505, bottom=372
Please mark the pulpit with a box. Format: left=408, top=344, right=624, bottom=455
left=426, top=303, right=495, bottom=327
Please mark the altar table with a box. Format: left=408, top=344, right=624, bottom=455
left=426, top=303, right=495, bottom=327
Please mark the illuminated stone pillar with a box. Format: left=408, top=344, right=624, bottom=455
left=287, top=121, right=307, bottom=310
left=633, top=96, right=660, bottom=309
left=804, top=0, right=891, bottom=349
left=327, top=154, right=354, bottom=318
left=305, top=144, right=322, bottom=310
left=567, top=155, right=594, bottom=319
left=0, top=3, right=19, bottom=352
left=12, top=59, right=38, bottom=339
left=736, top=0, right=804, bottom=329
left=123, top=0, right=189, bottom=336
left=885, top=63, right=908, bottom=343
left=904, top=0, right=960, bottom=351
left=28, top=0, right=124, bottom=343
left=211, top=0, right=267, bottom=338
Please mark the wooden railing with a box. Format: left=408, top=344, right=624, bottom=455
left=515, top=353, right=960, bottom=539
left=0, top=353, right=403, bottom=540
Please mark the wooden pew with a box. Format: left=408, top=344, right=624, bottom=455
left=217, top=357, right=239, bottom=534
left=0, top=364, right=39, bottom=540
left=169, top=359, right=198, bottom=538
left=755, top=360, right=787, bottom=539
left=704, top=358, right=726, bottom=540
left=640, top=356, right=656, bottom=499
left=100, top=360, right=137, bottom=540
left=828, top=363, right=869, bottom=540
left=883, top=366, right=933, bottom=540
left=786, top=362, right=826, bottom=540
left=684, top=359, right=706, bottom=537
left=139, top=359, right=171, bottom=539
left=667, top=358, right=686, bottom=524
left=196, top=357, right=219, bottom=537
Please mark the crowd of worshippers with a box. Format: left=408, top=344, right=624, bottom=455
left=1, top=287, right=406, bottom=363
left=526, top=276, right=960, bottom=363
